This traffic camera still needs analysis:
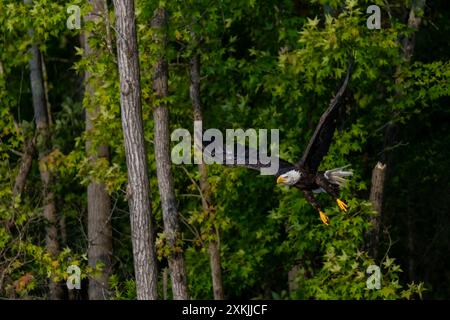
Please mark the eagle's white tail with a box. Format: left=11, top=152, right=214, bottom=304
left=324, top=165, right=353, bottom=188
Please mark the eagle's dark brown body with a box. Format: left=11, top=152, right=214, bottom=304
left=294, top=171, right=338, bottom=195
left=294, top=170, right=340, bottom=213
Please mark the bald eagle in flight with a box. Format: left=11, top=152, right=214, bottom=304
left=203, top=59, right=354, bottom=225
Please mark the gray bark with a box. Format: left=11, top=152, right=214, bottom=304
left=208, top=240, right=224, bottom=299
left=113, top=0, right=158, bottom=300
left=288, top=265, right=301, bottom=295
left=402, top=0, right=426, bottom=63
left=152, top=8, right=189, bottom=300
left=13, top=136, right=35, bottom=198
left=24, top=0, right=62, bottom=300
left=6, top=135, right=35, bottom=233
left=83, top=0, right=113, bottom=300
left=190, top=55, right=224, bottom=300
left=163, top=267, right=168, bottom=300
left=367, top=162, right=387, bottom=258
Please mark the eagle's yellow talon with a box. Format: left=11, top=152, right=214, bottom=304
left=319, top=211, right=329, bottom=225
left=336, top=199, right=348, bottom=212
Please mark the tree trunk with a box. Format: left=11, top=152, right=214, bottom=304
left=374, top=0, right=426, bottom=258
left=12, top=136, right=35, bottom=198
left=83, top=0, right=113, bottom=301
left=151, top=8, right=188, bottom=300
left=7, top=134, right=35, bottom=233
left=366, top=162, right=387, bottom=258
left=24, top=0, right=62, bottom=300
left=402, top=0, right=426, bottom=63
left=113, top=0, right=158, bottom=300
left=190, top=55, right=224, bottom=300
left=288, top=265, right=301, bottom=295
left=162, top=267, right=168, bottom=300
left=208, top=240, right=224, bottom=299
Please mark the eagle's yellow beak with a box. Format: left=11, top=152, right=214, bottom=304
left=276, top=176, right=285, bottom=184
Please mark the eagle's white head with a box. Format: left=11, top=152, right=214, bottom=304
left=276, top=170, right=301, bottom=186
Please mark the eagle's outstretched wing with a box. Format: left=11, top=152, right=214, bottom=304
left=296, top=58, right=354, bottom=173
left=201, top=141, right=294, bottom=177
